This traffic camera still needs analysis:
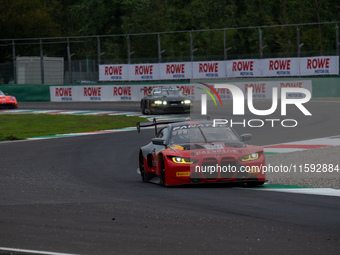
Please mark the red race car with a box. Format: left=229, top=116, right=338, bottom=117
left=137, top=119, right=266, bottom=186
left=0, top=90, right=17, bottom=109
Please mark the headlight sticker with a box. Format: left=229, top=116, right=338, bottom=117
left=239, top=152, right=260, bottom=162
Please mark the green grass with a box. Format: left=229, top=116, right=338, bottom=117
left=0, top=114, right=148, bottom=140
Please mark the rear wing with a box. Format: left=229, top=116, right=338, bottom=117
left=137, top=118, right=185, bottom=136
left=140, top=87, right=152, bottom=90
left=140, top=87, right=153, bottom=92
left=140, top=87, right=153, bottom=97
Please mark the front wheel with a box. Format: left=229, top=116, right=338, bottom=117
left=160, top=161, right=166, bottom=186
left=141, top=100, right=147, bottom=115
left=139, top=153, right=147, bottom=182
left=247, top=181, right=265, bottom=187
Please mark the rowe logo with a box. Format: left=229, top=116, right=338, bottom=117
left=201, top=84, right=312, bottom=116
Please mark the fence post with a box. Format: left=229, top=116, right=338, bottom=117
left=97, top=37, right=101, bottom=68
left=127, top=35, right=131, bottom=64
left=190, top=32, right=193, bottom=61
left=190, top=32, right=198, bottom=61
left=297, top=27, right=300, bottom=57
left=259, top=29, right=267, bottom=59
left=158, top=34, right=161, bottom=63
left=224, top=30, right=226, bottom=60
left=67, top=38, right=72, bottom=83
left=12, top=40, right=16, bottom=84
left=259, top=30, right=263, bottom=59
left=40, top=39, right=44, bottom=84
left=336, top=24, right=339, bottom=56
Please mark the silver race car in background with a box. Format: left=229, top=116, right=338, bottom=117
left=140, top=87, right=193, bottom=114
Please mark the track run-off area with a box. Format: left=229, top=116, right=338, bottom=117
left=0, top=100, right=339, bottom=255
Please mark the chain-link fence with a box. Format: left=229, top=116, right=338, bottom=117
left=0, top=22, right=339, bottom=85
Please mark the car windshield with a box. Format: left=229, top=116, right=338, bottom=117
left=170, top=126, right=239, bottom=144
left=153, top=89, right=182, bottom=96
left=0, top=90, right=4, bottom=96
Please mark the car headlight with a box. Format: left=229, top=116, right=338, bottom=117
left=171, top=156, right=197, bottom=164
left=154, top=100, right=162, bottom=105
left=163, top=101, right=167, bottom=105
left=184, top=99, right=191, bottom=104
left=239, top=152, right=260, bottom=162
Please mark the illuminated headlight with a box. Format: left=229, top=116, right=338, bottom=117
left=239, top=152, right=259, bottom=162
left=163, top=101, right=167, bottom=105
left=171, top=156, right=197, bottom=164
left=154, top=100, right=162, bottom=105
left=184, top=99, right=191, bottom=104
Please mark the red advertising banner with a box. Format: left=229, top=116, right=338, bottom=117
left=51, top=81, right=312, bottom=102
left=299, top=56, right=339, bottom=76
left=192, top=61, right=226, bottom=79
left=99, top=64, right=129, bottom=81
left=98, top=56, right=339, bottom=81
left=160, top=62, right=193, bottom=80
left=129, top=63, right=160, bottom=81
left=262, top=58, right=299, bottom=77
left=226, top=59, right=262, bottom=77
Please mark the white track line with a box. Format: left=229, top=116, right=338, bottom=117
left=263, top=135, right=340, bottom=154
left=259, top=188, right=340, bottom=197
left=0, top=247, right=79, bottom=255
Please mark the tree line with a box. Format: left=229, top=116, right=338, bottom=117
left=0, top=0, right=339, bottom=63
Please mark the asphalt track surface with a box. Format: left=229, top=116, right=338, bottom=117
left=0, top=101, right=340, bottom=255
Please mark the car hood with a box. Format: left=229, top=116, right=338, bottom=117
left=164, top=142, right=263, bottom=158
left=152, top=95, right=189, bottom=100
left=0, top=95, right=14, bottom=99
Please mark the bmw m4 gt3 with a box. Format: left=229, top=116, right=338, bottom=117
left=137, top=120, right=266, bottom=186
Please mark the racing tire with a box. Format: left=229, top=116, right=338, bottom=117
left=141, top=100, right=147, bottom=115
left=247, top=181, right=265, bottom=187
left=139, top=153, right=147, bottom=182
left=147, top=101, right=154, bottom=115
left=160, top=160, right=166, bottom=186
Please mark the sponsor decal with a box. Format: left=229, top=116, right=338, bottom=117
left=232, top=60, right=254, bottom=75
left=135, top=65, right=154, bottom=79
left=166, top=64, right=185, bottom=79
left=55, top=87, right=73, bottom=101
left=300, top=56, right=338, bottom=76
left=203, top=144, right=224, bottom=150
left=83, top=87, right=102, bottom=101
left=176, top=172, right=190, bottom=177
left=113, top=86, right=132, bottom=100
left=105, top=65, right=123, bottom=80
left=307, top=57, right=330, bottom=73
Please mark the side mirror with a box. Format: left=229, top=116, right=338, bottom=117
left=240, top=134, right=252, bottom=142
left=152, top=138, right=166, bottom=146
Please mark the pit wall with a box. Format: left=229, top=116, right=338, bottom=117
left=0, top=77, right=339, bottom=102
